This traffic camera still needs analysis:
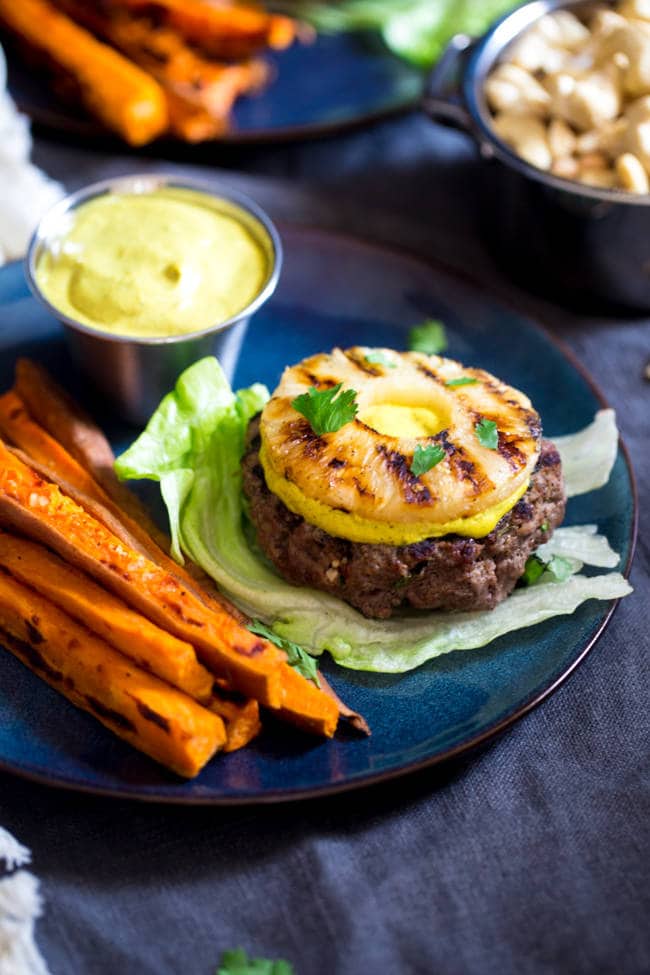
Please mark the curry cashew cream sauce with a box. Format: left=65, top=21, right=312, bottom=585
left=35, top=187, right=270, bottom=338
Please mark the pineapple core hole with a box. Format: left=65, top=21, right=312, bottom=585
left=357, top=403, right=448, bottom=439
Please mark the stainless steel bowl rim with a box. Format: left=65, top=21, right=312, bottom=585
left=24, top=172, right=284, bottom=345
left=463, top=0, right=650, bottom=207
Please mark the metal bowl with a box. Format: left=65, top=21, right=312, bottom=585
left=25, top=173, right=283, bottom=423
left=422, top=0, right=650, bottom=312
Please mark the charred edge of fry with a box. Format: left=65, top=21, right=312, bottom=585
left=318, top=672, right=371, bottom=736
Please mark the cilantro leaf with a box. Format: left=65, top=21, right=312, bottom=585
left=365, top=350, right=396, bottom=368
left=410, top=443, right=445, bottom=476
left=249, top=620, right=320, bottom=687
left=475, top=418, right=499, bottom=450
left=544, top=555, right=574, bottom=583
left=445, top=377, right=478, bottom=388
left=217, top=948, right=294, bottom=975
left=540, top=520, right=550, bottom=532
left=521, top=555, right=545, bottom=586
left=408, top=319, right=447, bottom=355
left=291, top=383, right=358, bottom=436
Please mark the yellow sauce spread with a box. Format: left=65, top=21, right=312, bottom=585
left=260, top=442, right=529, bottom=545
left=36, top=187, right=269, bottom=339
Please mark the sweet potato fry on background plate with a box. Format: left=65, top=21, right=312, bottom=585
left=0, top=0, right=169, bottom=145
left=52, top=0, right=272, bottom=141
left=105, top=0, right=299, bottom=59
left=0, top=0, right=302, bottom=143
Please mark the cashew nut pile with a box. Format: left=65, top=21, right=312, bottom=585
left=485, top=1, right=650, bottom=194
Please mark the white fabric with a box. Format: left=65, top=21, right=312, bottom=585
left=0, top=831, right=29, bottom=873
left=0, top=42, right=57, bottom=975
left=0, top=829, right=50, bottom=975
left=0, top=45, right=64, bottom=265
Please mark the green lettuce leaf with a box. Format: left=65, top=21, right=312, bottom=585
left=116, top=359, right=632, bottom=676
left=273, top=0, right=521, bottom=68
left=115, top=357, right=268, bottom=563
left=383, top=0, right=519, bottom=67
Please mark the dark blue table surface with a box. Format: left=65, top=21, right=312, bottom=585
left=0, top=110, right=647, bottom=974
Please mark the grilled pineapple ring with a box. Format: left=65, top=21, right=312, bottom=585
left=259, top=347, right=542, bottom=545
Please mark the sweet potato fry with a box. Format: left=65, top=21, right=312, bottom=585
left=6, top=366, right=353, bottom=739
left=12, top=362, right=248, bottom=621
left=0, top=391, right=113, bottom=508
left=0, top=530, right=213, bottom=702
left=0, top=0, right=168, bottom=145
left=14, top=359, right=162, bottom=539
left=52, top=0, right=269, bottom=141
left=107, top=0, right=298, bottom=59
left=208, top=685, right=261, bottom=752
left=274, top=666, right=339, bottom=739
left=0, top=573, right=225, bottom=777
left=0, top=440, right=287, bottom=706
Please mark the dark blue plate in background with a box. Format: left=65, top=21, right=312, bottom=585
left=5, top=32, right=423, bottom=146
left=0, top=226, right=636, bottom=803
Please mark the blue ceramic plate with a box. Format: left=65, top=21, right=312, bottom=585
left=5, top=32, right=423, bottom=146
left=0, top=226, right=636, bottom=804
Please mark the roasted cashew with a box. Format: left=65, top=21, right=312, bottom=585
left=485, top=63, right=551, bottom=117
left=492, top=114, right=552, bottom=170
left=536, top=10, right=591, bottom=49
left=616, top=151, right=650, bottom=190
left=486, top=2, right=650, bottom=192
left=598, top=25, right=650, bottom=97
left=507, top=29, right=567, bottom=73
left=618, top=0, right=650, bottom=20
left=546, top=70, right=620, bottom=131
left=548, top=117, right=577, bottom=157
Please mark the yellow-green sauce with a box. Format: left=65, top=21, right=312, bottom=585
left=36, top=188, right=269, bottom=338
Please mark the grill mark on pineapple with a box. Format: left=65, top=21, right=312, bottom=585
left=353, top=477, right=374, bottom=498
left=470, top=408, right=528, bottom=471
left=376, top=445, right=433, bottom=505
left=449, top=447, right=486, bottom=493
left=416, top=363, right=445, bottom=385
left=295, top=368, right=337, bottom=389
left=500, top=397, right=542, bottom=440
left=343, top=349, right=380, bottom=376
left=287, top=419, right=326, bottom=458
left=525, top=412, right=542, bottom=439
left=434, top=431, right=492, bottom=494
left=498, top=437, right=527, bottom=470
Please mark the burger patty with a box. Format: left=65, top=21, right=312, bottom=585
left=242, top=420, right=567, bottom=619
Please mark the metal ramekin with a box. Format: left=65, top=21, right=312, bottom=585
left=422, top=0, right=650, bottom=312
left=25, top=173, right=283, bottom=424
